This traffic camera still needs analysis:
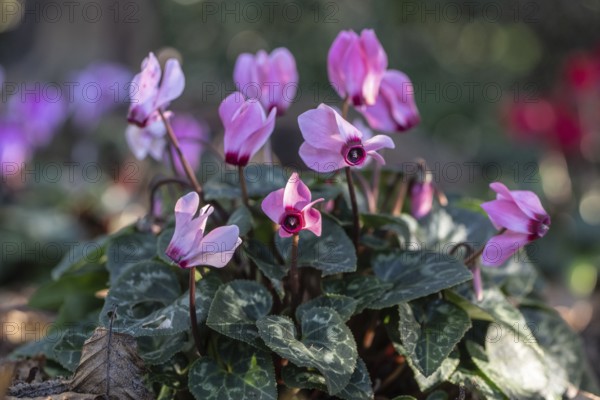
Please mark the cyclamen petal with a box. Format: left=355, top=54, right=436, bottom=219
left=166, top=192, right=242, bottom=269
left=480, top=182, right=550, bottom=267
left=327, top=29, right=387, bottom=106
left=220, top=92, right=276, bottom=166
left=410, top=181, right=434, bottom=219
left=298, top=104, right=390, bottom=171
left=261, top=174, right=324, bottom=238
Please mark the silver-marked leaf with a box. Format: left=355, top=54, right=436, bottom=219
left=425, top=391, right=448, bottom=400
left=207, top=280, right=273, bottom=349
left=449, top=368, right=505, bottom=400
left=227, top=205, right=253, bottom=236
left=52, top=326, right=96, bottom=371
left=100, top=262, right=220, bottom=337
left=296, top=294, right=358, bottom=322
left=188, top=338, right=277, bottom=400
left=107, top=230, right=157, bottom=284
left=244, top=239, right=287, bottom=299
left=323, top=276, right=393, bottom=313
left=257, top=307, right=358, bottom=395
left=399, top=299, right=471, bottom=377
left=137, top=333, right=187, bottom=365
left=466, top=336, right=553, bottom=399
left=282, top=358, right=374, bottom=400
left=275, top=216, right=356, bottom=276
left=371, top=251, right=472, bottom=309
left=521, top=306, right=586, bottom=392
left=361, top=213, right=418, bottom=247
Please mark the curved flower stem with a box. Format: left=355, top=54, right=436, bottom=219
left=149, top=177, right=192, bottom=217
left=392, top=175, right=409, bottom=216
left=345, top=167, right=360, bottom=250
left=290, top=233, right=300, bottom=313
left=463, top=228, right=507, bottom=266
left=342, top=98, right=350, bottom=119
left=189, top=268, right=203, bottom=356
left=158, top=110, right=203, bottom=197
left=238, top=165, right=249, bottom=207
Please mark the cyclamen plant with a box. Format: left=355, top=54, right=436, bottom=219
left=19, top=29, right=598, bottom=400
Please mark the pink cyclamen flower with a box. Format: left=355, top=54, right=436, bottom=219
left=220, top=92, right=276, bottom=166
left=298, top=104, right=394, bottom=173
left=127, top=52, right=185, bottom=128
left=480, top=182, right=550, bottom=266
left=360, top=70, right=420, bottom=133
left=410, top=180, right=434, bottom=219
left=261, top=172, right=324, bottom=238
left=328, top=29, right=387, bottom=106
left=166, top=192, right=242, bottom=269
left=234, top=48, right=298, bottom=115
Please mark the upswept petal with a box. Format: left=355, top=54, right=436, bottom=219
left=237, top=106, right=276, bottom=163
left=342, top=39, right=367, bottom=103
left=332, top=107, right=363, bottom=142
left=509, top=190, right=548, bottom=220
left=303, top=207, right=322, bottom=237
left=270, top=48, right=298, bottom=85
left=410, top=182, right=434, bottom=219
left=125, top=125, right=150, bottom=160
left=361, top=29, right=388, bottom=77
left=489, top=182, right=513, bottom=201
left=327, top=30, right=355, bottom=98
left=363, top=134, right=395, bottom=151
left=233, top=53, right=256, bottom=89
left=155, top=58, right=185, bottom=109
left=480, top=199, right=530, bottom=233
left=222, top=96, right=266, bottom=157
left=297, top=105, right=345, bottom=149
left=367, top=151, right=385, bottom=165
left=192, top=225, right=242, bottom=268
left=284, top=172, right=312, bottom=209
left=481, top=230, right=530, bottom=267
left=299, top=142, right=345, bottom=173
left=218, top=92, right=246, bottom=128
left=132, top=53, right=161, bottom=106
left=360, top=96, right=396, bottom=132
left=261, top=188, right=285, bottom=224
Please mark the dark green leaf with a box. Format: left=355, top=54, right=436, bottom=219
left=282, top=358, right=374, bottom=400
left=449, top=368, right=505, bottom=400
left=323, top=275, right=393, bottom=313
left=370, top=251, right=472, bottom=309
left=52, top=327, right=95, bottom=371
left=29, top=270, right=107, bottom=311
left=51, top=236, right=108, bottom=280
left=399, top=299, right=471, bottom=377
left=207, top=280, right=273, bottom=349
left=257, top=307, right=358, bottom=395
left=296, top=294, right=358, bottom=322
left=244, top=239, right=287, bottom=299
left=276, top=216, right=356, bottom=276
left=425, top=391, right=448, bottom=400
left=107, top=230, right=157, bottom=284
left=188, top=339, right=277, bottom=400
left=418, top=206, right=494, bottom=249
left=100, top=262, right=220, bottom=337
left=227, top=205, right=253, bottom=236
left=156, top=227, right=175, bottom=265
left=137, top=333, right=187, bottom=365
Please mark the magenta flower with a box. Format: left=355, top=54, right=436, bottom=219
left=327, top=29, right=387, bottom=106
left=166, top=192, right=242, bottom=269
left=167, top=114, right=209, bottom=175
left=219, top=92, right=276, bottom=166
left=0, top=121, right=32, bottom=175
left=410, top=180, right=434, bottom=219
left=234, top=48, right=298, bottom=115
left=360, top=70, right=420, bottom=133
left=127, top=52, right=185, bottom=128
left=480, top=182, right=551, bottom=266
left=298, top=104, right=394, bottom=173
left=261, top=172, right=324, bottom=238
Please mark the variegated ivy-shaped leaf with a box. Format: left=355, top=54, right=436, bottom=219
left=323, top=275, right=393, bottom=313
left=244, top=239, right=287, bottom=299
left=188, top=338, right=277, bottom=400
left=296, top=294, right=358, bottom=322
left=227, top=205, right=253, bottom=236
left=107, top=230, right=157, bottom=284
left=100, top=261, right=220, bottom=337
left=257, top=307, right=358, bottom=395
left=282, top=358, right=374, bottom=400
left=206, top=280, right=273, bottom=349
left=275, top=216, right=357, bottom=276
left=370, top=251, right=472, bottom=309
left=398, top=299, right=471, bottom=377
